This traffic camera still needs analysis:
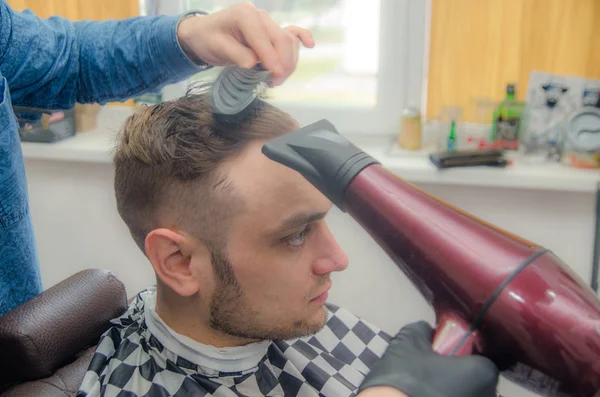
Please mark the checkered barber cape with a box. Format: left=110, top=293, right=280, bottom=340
left=77, top=291, right=392, bottom=397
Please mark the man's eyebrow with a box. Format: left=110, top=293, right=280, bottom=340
left=268, top=210, right=328, bottom=236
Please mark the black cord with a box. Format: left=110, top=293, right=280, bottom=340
left=591, top=181, right=600, bottom=292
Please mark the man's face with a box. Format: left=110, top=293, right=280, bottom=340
left=204, top=140, right=349, bottom=341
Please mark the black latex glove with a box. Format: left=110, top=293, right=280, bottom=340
left=359, top=321, right=499, bottom=397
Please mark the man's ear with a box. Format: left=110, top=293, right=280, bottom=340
left=145, top=228, right=208, bottom=297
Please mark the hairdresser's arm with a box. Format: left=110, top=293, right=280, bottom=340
left=0, top=1, right=313, bottom=110
left=0, top=0, right=197, bottom=109
left=357, top=322, right=500, bottom=397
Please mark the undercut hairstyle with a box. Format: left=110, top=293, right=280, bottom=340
left=113, top=82, right=298, bottom=252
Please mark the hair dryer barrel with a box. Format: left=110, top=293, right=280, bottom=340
left=344, top=164, right=539, bottom=317
left=261, top=119, right=600, bottom=396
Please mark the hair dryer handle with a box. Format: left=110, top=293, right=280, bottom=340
left=432, top=310, right=484, bottom=356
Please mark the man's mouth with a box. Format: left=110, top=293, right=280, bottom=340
left=310, top=281, right=332, bottom=304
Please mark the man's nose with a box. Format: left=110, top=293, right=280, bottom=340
left=312, top=224, right=349, bottom=275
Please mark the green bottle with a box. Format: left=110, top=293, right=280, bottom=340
left=447, top=119, right=457, bottom=152
left=491, top=84, right=523, bottom=149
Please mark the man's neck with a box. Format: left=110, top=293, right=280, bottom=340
left=155, top=294, right=259, bottom=348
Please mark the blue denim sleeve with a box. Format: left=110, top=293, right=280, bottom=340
left=0, top=0, right=205, bottom=109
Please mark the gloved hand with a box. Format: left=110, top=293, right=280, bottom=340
left=359, top=321, right=499, bottom=397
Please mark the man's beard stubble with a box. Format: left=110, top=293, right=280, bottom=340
left=208, top=250, right=329, bottom=341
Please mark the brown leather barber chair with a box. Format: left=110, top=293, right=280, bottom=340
left=0, top=269, right=127, bottom=396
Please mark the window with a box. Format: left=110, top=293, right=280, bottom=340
left=186, top=0, right=380, bottom=108
left=173, top=0, right=427, bottom=135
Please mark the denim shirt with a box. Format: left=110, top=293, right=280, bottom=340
left=0, top=0, right=205, bottom=315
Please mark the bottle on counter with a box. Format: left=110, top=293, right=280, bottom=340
left=491, top=83, right=524, bottom=150
left=397, top=106, right=422, bottom=150
left=441, top=105, right=462, bottom=152
left=447, top=118, right=457, bottom=152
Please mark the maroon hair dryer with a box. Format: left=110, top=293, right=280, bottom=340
left=262, top=119, right=600, bottom=397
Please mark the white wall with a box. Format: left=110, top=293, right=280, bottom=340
left=23, top=157, right=596, bottom=397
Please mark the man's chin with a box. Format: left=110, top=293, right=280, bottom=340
left=291, top=306, right=329, bottom=338
left=213, top=306, right=330, bottom=342
left=313, top=304, right=329, bottom=327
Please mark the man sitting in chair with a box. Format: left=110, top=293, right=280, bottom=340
left=77, top=83, right=500, bottom=397
left=77, top=83, right=391, bottom=396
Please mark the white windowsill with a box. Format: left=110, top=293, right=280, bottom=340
left=19, top=107, right=600, bottom=194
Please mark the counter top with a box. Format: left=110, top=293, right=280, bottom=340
left=368, top=146, right=599, bottom=193
left=20, top=107, right=600, bottom=194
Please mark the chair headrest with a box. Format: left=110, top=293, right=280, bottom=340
left=0, top=269, right=127, bottom=385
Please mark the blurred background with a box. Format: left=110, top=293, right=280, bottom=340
left=5, top=2, right=600, bottom=396
left=184, top=0, right=380, bottom=106
left=11, top=0, right=600, bottom=159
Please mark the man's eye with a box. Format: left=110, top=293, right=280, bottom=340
left=286, top=227, right=312, bottom=248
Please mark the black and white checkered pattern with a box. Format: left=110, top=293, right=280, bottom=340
left=77, top=290, right=391, bottom=397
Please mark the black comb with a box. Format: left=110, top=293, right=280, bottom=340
left=211, top=64, right=273, bottom=125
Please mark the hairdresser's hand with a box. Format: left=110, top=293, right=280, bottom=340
left=358, top=321, right=500, bottom=397
left=177, top=2, right=315, bottom=86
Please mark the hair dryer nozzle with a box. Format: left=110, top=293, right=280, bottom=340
left=262, top=119, right=379, bottom=210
